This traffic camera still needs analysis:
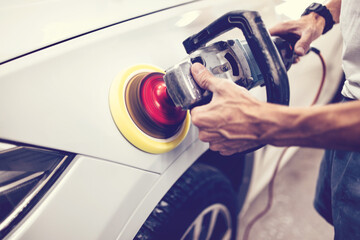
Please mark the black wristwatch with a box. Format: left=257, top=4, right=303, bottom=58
left=301, top=3, right=335, bottom=34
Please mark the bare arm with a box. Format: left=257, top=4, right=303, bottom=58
left=257, top=98, right=360, bottom=150
left=190, top=63, right=360, bottom=155
left=326, top=0, right=341, bottom=23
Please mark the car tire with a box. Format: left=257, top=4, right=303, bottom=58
left=134, top=163, right=237, bottom=240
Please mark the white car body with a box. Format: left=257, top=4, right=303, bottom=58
left=0, top=0, right=342, bottom=239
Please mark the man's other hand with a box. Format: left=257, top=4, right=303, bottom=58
left=269, top=13, right=325, bottom=56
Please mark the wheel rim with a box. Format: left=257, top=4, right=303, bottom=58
left=180, top=203, right=232, bottom=240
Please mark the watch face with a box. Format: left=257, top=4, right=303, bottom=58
left=309, top=3, right=322, bottom=11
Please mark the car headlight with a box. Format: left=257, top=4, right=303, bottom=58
left=0, top=144, right=73, bottom=238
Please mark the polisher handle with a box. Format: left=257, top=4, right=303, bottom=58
left=183, top=11, right=290, bottom=106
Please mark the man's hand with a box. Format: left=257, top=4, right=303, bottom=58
left=189, top=64, right=360, bottom=153
left=190, top=63, right=276, bottom=155
left=269, top=13, right=325, bottom=56
left=270, top=0, right=340, bottom=56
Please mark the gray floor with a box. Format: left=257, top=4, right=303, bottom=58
left=237, top=148, right=334, bottom=240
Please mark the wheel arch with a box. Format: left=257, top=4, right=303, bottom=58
left=197, top=150, right=254, bottom=214
left=117, top=145, right=253, bottom=239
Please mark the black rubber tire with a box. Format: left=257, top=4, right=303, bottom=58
left=134, top=163, right=238, bottom=240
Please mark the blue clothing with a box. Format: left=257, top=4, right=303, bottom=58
left=314, top=0, right=360, bottom=238
left=314, top=137, right=360, bottom=239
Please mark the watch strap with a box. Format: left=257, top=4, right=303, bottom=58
left=302, top=3, right=335, bottom=34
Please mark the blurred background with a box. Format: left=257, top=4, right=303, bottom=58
left=238, top=148, right=334, bottom=240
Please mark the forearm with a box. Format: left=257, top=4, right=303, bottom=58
left=326, top=0, right=341, bottom=23
left=190, top=64, right=359, bottom=155
left=262, top=100, right=360, bottom=151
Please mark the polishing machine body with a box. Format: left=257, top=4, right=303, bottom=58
left=165, top=11, right=294, bottom=110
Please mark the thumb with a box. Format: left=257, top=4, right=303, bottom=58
left=294, top=31, right=312, bottom=56
left=191, top=63, right=219, bottom=92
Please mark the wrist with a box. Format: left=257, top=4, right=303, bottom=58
left=302, top=3, right=335, bottom=34
left=303, top=12, right=326, bottom=35
left=256, top=104, right=300, bottom=146
left=325, top=0, right=341, bottom=23
left=258, top=104, right=325, bottom=147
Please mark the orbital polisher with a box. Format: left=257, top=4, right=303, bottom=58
left=109, top=10, right=296, bottom=154
left=164, top=10, right=295, bottom=110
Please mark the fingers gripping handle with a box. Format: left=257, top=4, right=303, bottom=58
left=183, top=11, right=290, bottom=106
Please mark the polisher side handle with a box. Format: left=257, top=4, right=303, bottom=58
left=183, top=10, right=290, bottom=106
left=183, top=11, right=252, bottom=54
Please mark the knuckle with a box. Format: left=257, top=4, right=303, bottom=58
left=198, top=131, right=207, bottom=141
left=195, top=71, right=212, bottom=88
left=283, top=21, right=296, bottom=30
left=199, top=77, right=210, bottom=90
left=190, top=110, right=200, bottom=125
left=209, top=143, right=220, bottom=151
left=214, top=80, right=232, bottom=94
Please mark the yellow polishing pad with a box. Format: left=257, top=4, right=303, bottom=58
left=109, top=64, right=190, bottom=154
